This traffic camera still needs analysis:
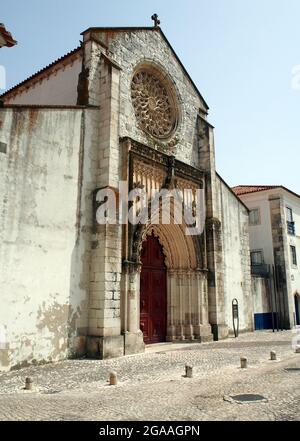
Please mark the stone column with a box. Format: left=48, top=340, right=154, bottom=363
left=122, top=261, right=145, bottom=355
left=176, top=271, right=185, bottom=340
left=166, top=270, right=176, bottom=341
left=199, top=121, right=228, bottom=340
left=192, top=271, right=212, bottom=342
left=86, top=47, right=124, bottom=359
left=185, top=271, right=194, bottom=340
left=192, top=271, right=202, bottom=340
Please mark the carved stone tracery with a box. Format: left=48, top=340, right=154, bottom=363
left=131, top=69, right=177, bottom=139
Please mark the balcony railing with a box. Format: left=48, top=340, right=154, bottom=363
left=251, top=263, right=271, bottom=277
left=287, top=221, right=296, bottom=236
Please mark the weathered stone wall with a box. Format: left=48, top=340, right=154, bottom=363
left=80, top=29, right=212, bottom=356
left=83, top=29, right=207, bottom=167
left=79, top=38, right=124, bottom=358
left=0, top=27, right=256, bottom=368
left=215, top=176, right=253, bottom=333
left=0, top=107, right=90, bottom=370
left=82, top=28, right=254, bottom=345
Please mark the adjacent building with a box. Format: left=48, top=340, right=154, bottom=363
left=233, top=185, right=300, bottom=329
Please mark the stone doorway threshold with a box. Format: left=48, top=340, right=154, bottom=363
left=145, top=341, right=203, bottom=354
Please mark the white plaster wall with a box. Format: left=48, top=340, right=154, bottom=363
left=4, top=56, right=82, bottom=106
left=252, top=277, right=271, bottom=313
left=0, top=108, right=88, bottom=370
left=282, top=193, right=300, bottom=295
left=239, top=192, right=274, bottom=265
left=216, top=178, right=253, bottom=332
left=239, top=189, right=300, bottom=325
left=282, top=193, right=300, bottom=325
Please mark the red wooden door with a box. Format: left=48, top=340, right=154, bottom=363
left=140, top=235, right=167, bottom=344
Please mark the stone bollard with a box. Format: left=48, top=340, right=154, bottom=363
left=109, top=372, right=118, bottom=386
left=240, top=357, right=247, bottom=369
left=185, top=365, right=193, bottom=378
left=25, top=377, right=33, bottom=391
left=270, top=351, right=277, bottom=361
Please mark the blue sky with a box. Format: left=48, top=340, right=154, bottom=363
left=1, top=0, right=300, bottom=192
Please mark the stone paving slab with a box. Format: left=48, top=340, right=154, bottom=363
left=0, top=331, right=299, bottom=421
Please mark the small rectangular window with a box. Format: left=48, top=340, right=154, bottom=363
left=249, top=208, right=260, bottom=225
left=286, top=207, right=296, bottom=235
left=290, top=246, right=297, bottom=266
left=286, top=207, right=293, bottom=222
left=251, top=250, right=264, bottom=265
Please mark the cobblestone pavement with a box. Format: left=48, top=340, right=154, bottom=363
left=0, top=331, right=299, bottom=421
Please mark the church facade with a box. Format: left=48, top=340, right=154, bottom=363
left=0, top=23, right=252, bottom=370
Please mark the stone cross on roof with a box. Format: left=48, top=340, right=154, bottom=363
left=151, top=14, right=160, bottom=27
left=0, top=23, right=17, bottom=48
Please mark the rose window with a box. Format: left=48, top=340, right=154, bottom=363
left=131, top=69, right=177, bottom=139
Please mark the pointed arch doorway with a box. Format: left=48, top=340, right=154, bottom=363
left=140, top=234, right=167, bottom=344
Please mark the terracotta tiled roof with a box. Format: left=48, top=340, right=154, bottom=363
left=0, top=23, right=17, bottom=48
left=0, top=46, right=82, bottom=99
left=232, top=185, right=300, bottom=200
left=232, top=185, right=279, bottom=196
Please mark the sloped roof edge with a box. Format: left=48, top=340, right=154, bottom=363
left=0, top=46, right=82, bottom=99
left=232, top=185, right=300, bottom=200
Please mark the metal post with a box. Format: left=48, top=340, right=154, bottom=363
left=232, top=299, right=239, bottom=338
left=269, top=265, right=275, bottom=332
left=272, top=265, right=279, bottom=332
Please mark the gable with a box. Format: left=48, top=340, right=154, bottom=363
left=81, top=27, right=210, bottom=166
left=81, top=27, right=209, bottom=112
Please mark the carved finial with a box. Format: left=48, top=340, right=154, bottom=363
left=151, top=13, right=160, bottom=27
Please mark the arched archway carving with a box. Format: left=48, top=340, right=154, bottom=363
left=131, top=214, right=204, bottom=270
left=129, top=209, right=211, bottom=343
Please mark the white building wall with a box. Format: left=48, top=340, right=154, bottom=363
left=240, top=192, right=274, bottom=265
left=0, top=107, right=88, bottom=370
left=215, top=178, right=253, bottom=333
left=282, top=193, right=300, bottom=296
left=238, top=188, right=300, bottom=327
left=252, top=277, right=271, bottom=313
left=282, top=193, right=300, bottom=325
left=4, top=56, right=82, bottom=106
